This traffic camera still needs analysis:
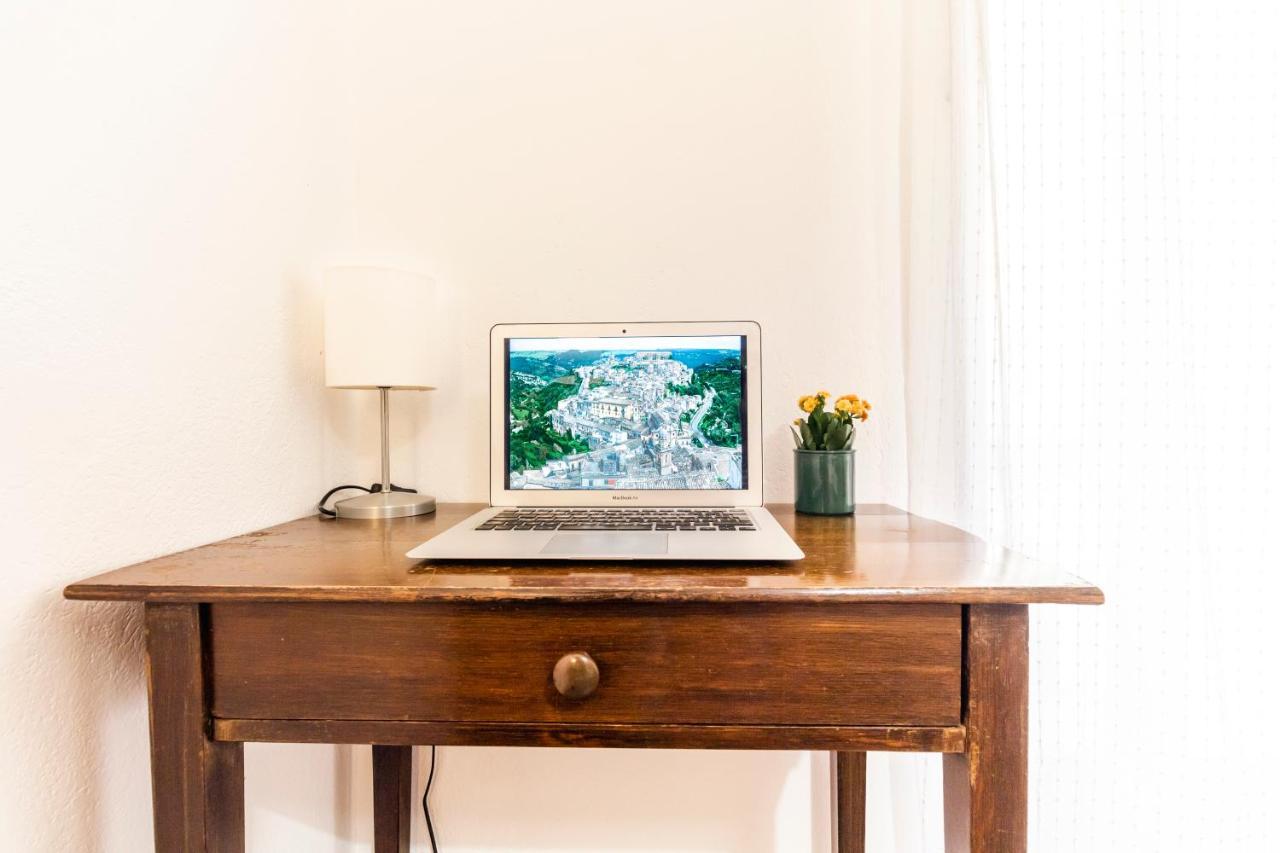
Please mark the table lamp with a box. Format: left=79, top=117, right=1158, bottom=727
left=324, top=266, right=437, bottom=519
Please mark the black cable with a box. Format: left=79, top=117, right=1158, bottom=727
left=421, top=744, right=439, bottom=852
left=317, top=482, right=420, bottom=517
left=317, top=484, right=371, bottom=517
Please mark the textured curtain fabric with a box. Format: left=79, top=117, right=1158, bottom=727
left=878, top=1, right=1280, bottom=850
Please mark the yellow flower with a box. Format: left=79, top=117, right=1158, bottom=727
left=835, top=398, right=854, bottom=414
left=816, top=390, right=831, bottom=399
left=837, top=393, right=860, bottom=405
left=799, top=396, right=819, bottom=413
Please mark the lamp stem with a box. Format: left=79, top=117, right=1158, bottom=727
left=379, top=386, right=391, bottom=493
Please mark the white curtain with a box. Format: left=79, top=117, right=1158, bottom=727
left=882, top=0, right=1280, bottom=850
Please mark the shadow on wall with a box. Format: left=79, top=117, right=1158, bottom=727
left=235, top=736, right=833, bottom=852
left=35, top=598, right=148, bottom=852
left=411, top=746, right=814, bottom=851
left=244, top=742, right=825, bottom=851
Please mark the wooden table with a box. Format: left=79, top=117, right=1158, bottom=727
left=65, top=503, right=1102, bottom=853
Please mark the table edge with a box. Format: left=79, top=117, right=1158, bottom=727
left=64, top=583, right=1105, bottom=605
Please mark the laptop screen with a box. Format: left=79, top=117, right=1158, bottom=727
left=504, top=334, right=748, bottom=490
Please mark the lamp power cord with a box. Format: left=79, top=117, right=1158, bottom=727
left=422, top=744, right=439, bottom=851
left=316, top=482, right=418, bottom=517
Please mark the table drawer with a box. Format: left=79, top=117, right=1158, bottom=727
left=209, top=601, right=961, bottom=726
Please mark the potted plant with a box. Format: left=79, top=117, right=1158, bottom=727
left=789, top=391, right=871, bottom=515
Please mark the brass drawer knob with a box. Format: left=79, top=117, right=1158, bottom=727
left=552, top=651, right=599, bottom=699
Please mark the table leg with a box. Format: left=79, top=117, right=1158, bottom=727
left=146, top=604, right=245, bottom=853
left=943, top=604, right=1028, bottom=853
left=373, top=745, right=414, bottom=853
left=832, top=751, right=867, bottom=853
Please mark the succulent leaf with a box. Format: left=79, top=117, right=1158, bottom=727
left=808, top=411, right=825, bottom=441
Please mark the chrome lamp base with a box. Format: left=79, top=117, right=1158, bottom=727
left=332, top=386, right=437, bottom=520
left=334, top=490, right=436, bottom=519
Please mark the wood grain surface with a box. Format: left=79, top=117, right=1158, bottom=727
left=62, top=507, right=1085, bottom=853
left=64, top=504, right=1103, bottom=605
left=944, top=605, right=1030, bottom=853
left=146, top=604, right=245, bottom=853
left=833, top=751, right=867, bottom=853
left=208, top=601, right=962, bottom=726
left=372, top=746, right=412, bottom=853
left=211, top=719, right=967, bottom=752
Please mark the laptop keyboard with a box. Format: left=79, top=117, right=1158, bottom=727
left=476, top=508, right=757, bottom=532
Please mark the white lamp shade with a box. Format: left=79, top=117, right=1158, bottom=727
left=324, top=267, right=436, bottom=389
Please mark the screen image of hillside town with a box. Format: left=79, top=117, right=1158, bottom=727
left=506, top=335, right=746, bottom=489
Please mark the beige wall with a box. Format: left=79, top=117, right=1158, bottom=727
left=0, top=1, right=351, bottom=848
left=324, top=0, right=909, bottom=514
left=2, top=2, right=919, bottom=850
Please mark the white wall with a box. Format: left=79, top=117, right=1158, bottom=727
left=324, top=0, right=910, bottom=512
left=2, top=1, right=921, bottom=851
left=0, top=1, right=351, bottom=849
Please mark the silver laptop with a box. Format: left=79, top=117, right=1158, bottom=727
left=408, top=321, right=803, bottom=561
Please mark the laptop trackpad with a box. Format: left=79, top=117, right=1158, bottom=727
left=541, top=532, right=669, bottom=557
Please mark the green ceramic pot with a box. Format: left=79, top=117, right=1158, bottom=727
left=794, top=449, right=855, bottom=515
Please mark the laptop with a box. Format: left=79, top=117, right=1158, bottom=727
left=408, top=321, right=804, bottom=561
